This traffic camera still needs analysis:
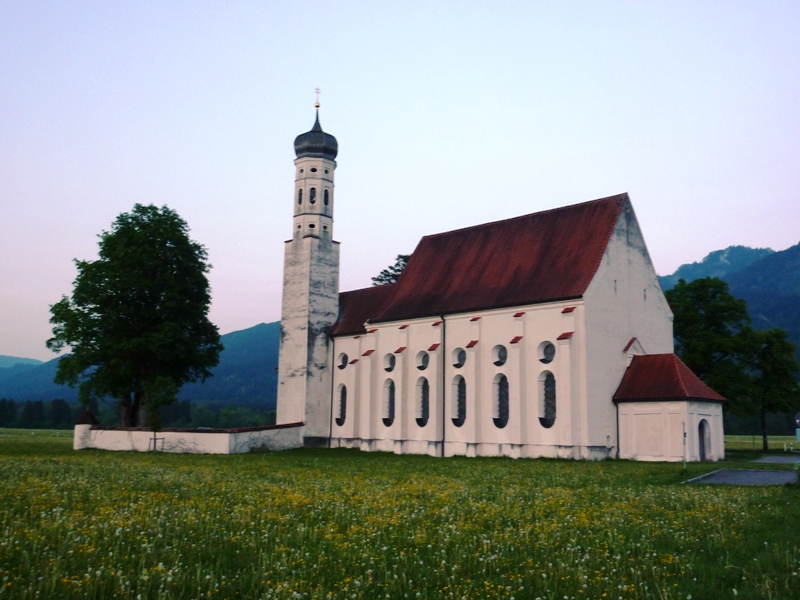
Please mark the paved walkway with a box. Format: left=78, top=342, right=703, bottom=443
left=685, top=469, right=797, bottom=486
left=753, top=454, right=800, bottom=464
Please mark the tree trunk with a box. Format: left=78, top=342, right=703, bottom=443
left=760, top=406, right=769, bottom=452
left=120, top=391, right=142, bottom=427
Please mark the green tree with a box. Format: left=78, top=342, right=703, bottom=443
left=47, top=204, right=223, bottom=427
left=665, top=277, right=751, bottom=400
left=372, top=254, right=410, bottom=286
left=738, top=327, right=800, bottom=450
left=666, top=277, right=800, bottom=450
left=48, top=398, right=73, bottom=428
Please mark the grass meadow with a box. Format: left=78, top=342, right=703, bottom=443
left=1, top=430, right=798, bottom=600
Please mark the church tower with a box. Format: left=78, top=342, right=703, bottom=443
left=276, top=105, right=340, bottom=445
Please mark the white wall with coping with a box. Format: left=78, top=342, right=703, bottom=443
left=617, top=401, right=724, bottom=461
left=73, top=423, right=304, bottom=454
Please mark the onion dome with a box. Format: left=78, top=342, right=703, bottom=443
left=294, top=109, right=338, bottom=160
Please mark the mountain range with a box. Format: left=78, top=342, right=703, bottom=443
left=659, top=241, right=800, bottom=359
left=0, top=322, right=281, bottom=408
left=2, top=241, right=798, bottom=406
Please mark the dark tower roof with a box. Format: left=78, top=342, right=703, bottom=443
left=294, top=110, right=338, bottom=160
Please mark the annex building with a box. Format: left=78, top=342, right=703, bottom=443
left=275, top=109, right=725, bottom=462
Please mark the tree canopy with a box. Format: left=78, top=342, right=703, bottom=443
left=666, top=277, right=799, bottom=449
left=47, top=204, right=223, bottom=427
left=372, top=254, right=410, bottom=286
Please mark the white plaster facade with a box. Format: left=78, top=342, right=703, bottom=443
left=618, top=401, right=724, bottom=461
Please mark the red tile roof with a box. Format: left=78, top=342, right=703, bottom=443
left=331, top=284, right=396, bottom=336
left=331, top=195, right=626, bottom=336
left=470, top=317, right=481, bottom=322
left=428, top=343, right=440, bottom=351
left=613, top=354, right=725, bottom=403
left=362, top=349, right=375, bottom=356
left=513, top=312, right=526, bottom=317
left=557, top=331, right=574, bottom=340
left=466, top=340, right=479, bottom=348
left=562, top=306, right=576, bottom=313
left=395, top=346, right=406, bottom=353
left=510, top=336, right=523, bottom=344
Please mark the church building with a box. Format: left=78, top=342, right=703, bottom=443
left=275, top=109, right=725, bottom=462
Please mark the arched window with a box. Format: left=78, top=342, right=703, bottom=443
left=416, top=377, right=429, bottom=427
left=309, top=187, right=317, bottom=204
left=383, top=379, right=395, bottom=427
left=452, top=375, right=466, bottom=427
left=539, top=371, right=556, bottom=428
left=493, top=374, right=509, bottom=428
left=297, top=188, right=303, bottom=204
left=324, top=189, right=329, bottom=205
left=335, top=385, right=347, bottom=427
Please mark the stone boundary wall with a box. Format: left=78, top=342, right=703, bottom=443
left=73, top=422, right=304, bottom=454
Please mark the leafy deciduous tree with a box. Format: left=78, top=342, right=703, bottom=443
left=47, top=204, right=223, bottom=427
left=666, top=277, right=800, bottom=450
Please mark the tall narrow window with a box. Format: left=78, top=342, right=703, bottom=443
left=297, top=189, right=303, bottom=204
left=452, top=375, right=466, bottom=427
left=383, top=379, right=395, bottom=427
left=416, top=377, right=429, bottom=427
left=493, top=374, right=509, bottom=429
left=335, top=385, right=347, bottom=427
left=539, top=372, right=556, bottom=428
left=324, top=189, right=329, bottom=205
left=309, top=187, right=317, bottom=204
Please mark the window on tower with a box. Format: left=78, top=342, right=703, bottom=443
left=297, top=189, right=303, bottom=204
left=324, top=189, right=329, bottom=205
left=309, top=188, right=317, bottom=204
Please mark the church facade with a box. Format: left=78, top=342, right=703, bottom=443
left=275, top=111, right=725, bottom=462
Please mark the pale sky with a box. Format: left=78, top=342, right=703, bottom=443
left=2, top=1, right=799, bottom=361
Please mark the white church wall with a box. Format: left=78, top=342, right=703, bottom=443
left=583, top=198, right=674, bottom=454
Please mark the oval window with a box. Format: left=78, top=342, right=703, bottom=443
left=452, top=348, right=467, bottom=368
left=337, top=353, right=348, bottom=370
left=416, top=351, right=429, bottom=370
left=492, top=345, right=508, bottom=367
left=539, top=342, right=556, bottom=364
left=384, top=353, right=396, bottom=372
left=310, top=167, right=317, bottom=172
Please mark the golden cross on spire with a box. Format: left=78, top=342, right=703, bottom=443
left=314, top=87, right=321, bottom=108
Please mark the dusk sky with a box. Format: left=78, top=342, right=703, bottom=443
left=2, top=1, right=799, bottom=361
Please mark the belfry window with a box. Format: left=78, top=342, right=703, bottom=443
left=335, top=385, right=347, bottom=427
left=297, top=189, right=303, bottom=204
left=309, top=187, right=317, bottom=204
left=324, top=189, right=329, bottom=205
left=452, top=375, right=466, bottom=427
left=383, top=379, right=395, bottom=427
left=493, top=374, right=509, bottom=429
left=416, top=377, right=429, bottom=427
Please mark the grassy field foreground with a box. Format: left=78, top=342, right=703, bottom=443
left=1, top=431, right=799, bottom=599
